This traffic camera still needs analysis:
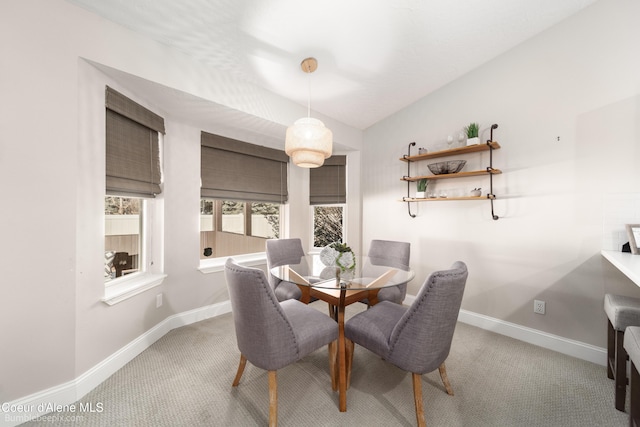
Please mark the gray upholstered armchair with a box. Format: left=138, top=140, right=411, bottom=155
left=365, top=239, right=411, bottom=304
left=224, top=258, right=338, bottom=426
left=265, top=238, right=305, bottom=301
left=345, top=261, right=468, bottom=427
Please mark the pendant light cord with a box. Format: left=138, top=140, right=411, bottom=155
left=306, top=64, right=311, bottom=119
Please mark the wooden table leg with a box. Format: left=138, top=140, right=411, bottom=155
left=296, top=284, right=311, bottom=304
left=367, top=289, right=380, bottom=306
left=338, top=288, right=347, bottom=412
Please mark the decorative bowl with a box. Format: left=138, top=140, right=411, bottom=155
left=427, top=160, right=467, bottom=175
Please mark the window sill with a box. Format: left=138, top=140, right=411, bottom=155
left=198, top=252, right=266, bottom=274
left=102, top=272, right=167, bottom=306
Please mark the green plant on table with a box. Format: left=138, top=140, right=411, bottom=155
left=465, top=122, right=479, bottom=138
left=331, top=242, right=352, bottom=253
left=330, top=242, right=356, bottom=272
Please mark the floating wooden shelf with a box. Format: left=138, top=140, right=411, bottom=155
left=401, top=168, right=502, bottom=181
left=400, top=125, right=502, bottom=219
left=402, top=195, right=496, bottom=202
left=400, top=141, right=500, bottom=162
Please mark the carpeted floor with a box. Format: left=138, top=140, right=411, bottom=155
left=22, top=301, right=629, bottom=426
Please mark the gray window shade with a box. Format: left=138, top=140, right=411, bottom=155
left=106, top=86, right=165, bottom=134
left=201, top=132, right=289, bottom=203
left=310, top=155, right=346, bottom=205
left=105, top=87, right=164, bottom=197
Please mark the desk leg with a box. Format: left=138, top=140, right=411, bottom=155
left=338, top=289, right=347, bottom=412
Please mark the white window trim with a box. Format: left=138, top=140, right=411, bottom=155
left=102, top=272, right=167, bottom=306
left=103, top=195, right=165, bottom=305
left=198, top=252, right=267, bottom=274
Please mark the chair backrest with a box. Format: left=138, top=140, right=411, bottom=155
left=387, top=261, right=468, bottom=374
left=368, top=239, right=410, bottom=269
left=224, top=258, right=300, bottom=370
left=265, top=238, right=305, bottom=288
left=368, top=240, right=411, bottom=302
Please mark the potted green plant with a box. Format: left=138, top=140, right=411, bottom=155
left=330, top=242, right=356, bottom=273
left=465, top=122, right=480, bottom=146
left=416, top=178, right=428, bottom=198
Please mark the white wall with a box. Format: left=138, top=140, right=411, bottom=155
left=0, top=0, right=363, bottom=405
left=362, top=0, right=640, bottom=348
left=4, top=0, right=637, bottom=411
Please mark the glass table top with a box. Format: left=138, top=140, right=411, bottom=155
left=270, top=254, right=415, bottom=291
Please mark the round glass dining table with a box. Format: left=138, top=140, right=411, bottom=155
left=270, top=254, right=415, bottom=412
left=270, top=253, right=414, bottom=292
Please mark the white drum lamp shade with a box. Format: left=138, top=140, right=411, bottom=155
left=285, top=57, right=333, bottom=168
left=285, top=117, right=333, bottom=168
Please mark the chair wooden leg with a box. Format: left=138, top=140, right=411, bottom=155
left=615, top=329, right=627, bottom=411
left=607, top=319, right=615, bottom=379
left=232, top=354, right=247, bottom=387
left=327, top=304, right=337, bottom=320
left=438, top=363, right=454, bottom=396
left=329, top=340, right=338, bottom=391
left=412, top=373, right=427, bottom=427
left=268, top=370, right=277, bottom=427
left=346, top=339, right=354, bottom=388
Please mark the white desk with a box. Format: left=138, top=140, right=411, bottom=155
left=601, top=250, right=640, bottom=287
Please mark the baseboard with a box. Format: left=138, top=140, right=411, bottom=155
left=1, top=301, right=232, bottom=427
left=402, top=295, right=607, bottom=367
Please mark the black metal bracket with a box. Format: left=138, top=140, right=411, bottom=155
left=404, top=142, right=416, bottom=218
left=487, top=124, right=499, bottom=220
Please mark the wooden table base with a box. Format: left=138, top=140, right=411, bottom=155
left=297, top=284, right=380, bottom=412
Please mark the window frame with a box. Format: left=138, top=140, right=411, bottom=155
left=102, top=87, right=167, bottom=305
left=104, top=195, right=143, bottom=283
left=199, top=198, right=283, bottom=261
left=102, top=196, right=166, bottom=305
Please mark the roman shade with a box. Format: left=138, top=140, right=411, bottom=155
left=105, top=86, right=165, bottom=197
left=309, top=155, right=346, bottom=204
left=201, top=132, right=289, bottom=203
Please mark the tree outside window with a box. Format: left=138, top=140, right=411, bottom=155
left=313, top=205, right=344, bottom=248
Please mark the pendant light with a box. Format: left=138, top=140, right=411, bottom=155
left=285, top=57, right=333, bottom=168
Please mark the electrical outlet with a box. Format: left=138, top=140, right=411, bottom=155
left=534, top=300, right=545, bottom=315
left=156, top=293, right=163, bottom=308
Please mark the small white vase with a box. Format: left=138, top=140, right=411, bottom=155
left=466, top=137, right=479, bottom=146
left=415, top=191, right=425, bottom=199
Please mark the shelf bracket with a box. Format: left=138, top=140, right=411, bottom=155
left=487, top=193, right=499, bottom=220
left=487, top=124, right=499, bottom=220
left=404, top=142, right=416, bottom=218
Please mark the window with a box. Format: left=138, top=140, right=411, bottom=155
left=310, top=155, right=346, bottom=249
left=313, top=205, right=344, bottom=248
left=200, top=132, right=288, bottom=260
left=104, top=86, right=165, bottom=287
left=251, top=202, right=280, bottom=239
left=105, top=196, right=141, bottom=280
left=221, top=200, right=245, bottom=235
left=200, top=199, right=281, bottom=259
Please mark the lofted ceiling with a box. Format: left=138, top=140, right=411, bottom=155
left=66, top=0, right=596, bottom=131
